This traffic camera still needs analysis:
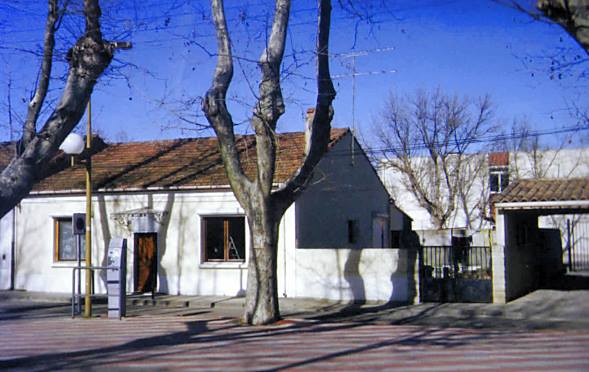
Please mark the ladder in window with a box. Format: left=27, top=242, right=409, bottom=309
left=228, top=235, right=240, bottom=260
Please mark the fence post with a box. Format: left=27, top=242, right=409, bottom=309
left=567, top=219, right=573, bottom=272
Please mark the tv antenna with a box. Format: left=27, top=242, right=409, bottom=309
left=332, top=47, right=395, bottom=164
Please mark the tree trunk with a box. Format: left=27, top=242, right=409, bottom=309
left=203, top=0, right=335, bottom=326
left=242, top=206, right=280, bottom=325
left=0, top=157, right=36, bottom=217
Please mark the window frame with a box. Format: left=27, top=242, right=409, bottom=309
left=489, top=166, right=509, bottom=194
left=201, top=215, right=246, bottom=263
left=53, top=216, right=85, bottom=262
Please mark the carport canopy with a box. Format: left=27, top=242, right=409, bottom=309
left=491, top=177, right=589, bottom=304
left=494, top=177, right=589, bottom=215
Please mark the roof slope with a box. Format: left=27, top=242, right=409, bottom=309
left=0, top=142, right=15, bottom=170
left=495, top=177, right=589, bottom=204
left=33, top=129, right=349, bottom=193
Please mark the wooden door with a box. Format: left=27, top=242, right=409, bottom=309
left=134, top=233, right=157, bottom=293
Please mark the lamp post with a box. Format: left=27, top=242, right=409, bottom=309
left=59, top=105, right=93, bottom=318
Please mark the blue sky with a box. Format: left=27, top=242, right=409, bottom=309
left=0, top=0, right=586, bottom=148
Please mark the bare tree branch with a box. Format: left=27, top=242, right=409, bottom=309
left=20, top=0, right=64, bottom=151
left=202, top=0, right=254, bottom=207
left=0, top=0, right=129, bottom=218
left=272, top=0, right=336, bottom=215
left=537, top=0, right=589, bottom=55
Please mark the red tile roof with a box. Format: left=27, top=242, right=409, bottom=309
left=32, top=129, right=349, bottom=193
left=0, top=142, right=15, bottom=170
left=494, top=177, right=589, bottom=204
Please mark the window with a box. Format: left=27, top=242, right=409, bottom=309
left=202, top=216, right=245, bottom=262
left=54, top=217, right=85, bottom=261
left=391, top=231, right=401, bottom=248
left=489, top=166, right=509, bottom=193
left=347, top=220, right=357, bottom=244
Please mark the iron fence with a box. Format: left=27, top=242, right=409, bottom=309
left=420, top=245, right=492, bottom=280
left=419, top=245, right=493, bottom=302
left=567, top=218, right=589, bottom=272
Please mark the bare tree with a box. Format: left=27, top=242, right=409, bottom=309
left=457, top=153, right=490, bottom=230
left=0, top=0, right=129, bottom=218
left=201, top=0, right=336, bottom=325
left=376, top=89, right=495, bottom=230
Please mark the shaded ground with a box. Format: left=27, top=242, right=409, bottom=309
left=2, top=282, right=589, bottom=331
left=1, top=309, right=589, bottom=371
left=2, top=281, right=589, bottom=370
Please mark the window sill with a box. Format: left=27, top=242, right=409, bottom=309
left=199, top=262, right=247, bottom=270
left=51, top=262, right=82, bottom=269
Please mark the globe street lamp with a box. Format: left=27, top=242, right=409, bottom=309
left=59, top=129, right=93, bottom=318
left=59, top=132, right=85, bottom=155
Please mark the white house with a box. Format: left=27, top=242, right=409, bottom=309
left=379, top=148, right=589, bottom=235
left=0, top=129, right=414, bottom=303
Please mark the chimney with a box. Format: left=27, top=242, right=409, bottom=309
left=305, top=108, right=315, bottom=155
left=488, top=152, right=509, bottom=167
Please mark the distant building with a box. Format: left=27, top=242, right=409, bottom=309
left=379, top=148, right=589, bottom=236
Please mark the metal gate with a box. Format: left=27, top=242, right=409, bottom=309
left=565, top=217, right=589, bottom=272
left=419, top=245, right=492, bottom=303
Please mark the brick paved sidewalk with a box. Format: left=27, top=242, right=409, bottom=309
left=2, top=313, right=589, bottom=371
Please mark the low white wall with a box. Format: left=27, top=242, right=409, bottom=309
left=292, top=248, right=410, bottom=302
left=0, top=210, right=13, bottom=290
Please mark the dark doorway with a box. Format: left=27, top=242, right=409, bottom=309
left=134, top=233, right=157, bottom=294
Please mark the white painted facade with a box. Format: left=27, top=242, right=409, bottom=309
left=0, top=209, right=13, bottom=290
left=7, top=132, right=412, bottom=303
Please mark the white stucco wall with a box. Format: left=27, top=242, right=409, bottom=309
left=284, top=132, right=411, bottom=302
left=0, top=209, right=13, bottom=290
left=292, top=248, right=409, bottom=302
left=493, top=211, right=541, bottom=304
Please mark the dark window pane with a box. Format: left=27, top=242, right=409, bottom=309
left=489, top=173, right=499, bottom=192
left=391, top=231, right=401, bottom=248
left=500, top=172, right=509, bottom=191
left=228, top=217, right=245, bottom=260
left=205, top=217, right=225, bottom=260
left=348, top=220, right=356, bottom=244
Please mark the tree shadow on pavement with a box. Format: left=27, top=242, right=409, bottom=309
left=307, top=300, right=411, bottom=323
left=2, top=314, right=520, bottom=371
left=307, top=300, right=574, bottom=331
left=0, top=302, right=72, bottom=322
